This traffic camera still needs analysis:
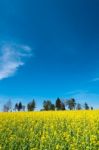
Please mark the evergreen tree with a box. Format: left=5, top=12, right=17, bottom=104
left=18, top=102, right=23, bottom=111
left=84, top=102, right=89, bottom=110
left=55, top=98, right=62, bottom=110
left=76, top=103, right=82, bottom=110
left=27, top=99, right=36, bottom=111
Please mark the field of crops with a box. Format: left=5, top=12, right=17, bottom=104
left=0, top=111, right=99, bottom=150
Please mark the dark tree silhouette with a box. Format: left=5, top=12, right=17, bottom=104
left=27, top=99, right=36, bottom=111
left=43, top=100, right=55, bottom=110
left=50, top=104, right=55, bottom=110
left=76, top=103, right=82, bottom=110
left=61, top=102, right=65, bottom=110
left=14, top=102, right=23, bottom=111
left=66, top=98, right=76, bottom=110
left=55, top=98, right=62, bottom=110
left=84, top=102, right=89, bottom=110
left=2, top=97, right=93, bottom=112
left=15, top=103, right=19, bottom=111
left=43, top=100, right=51, bottom=110
left=91, top=107, right=93, bottom=110
left=18, top=102, right=23, bottom=111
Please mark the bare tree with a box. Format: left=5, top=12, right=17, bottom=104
left=3, top=100, right=12, bottom=112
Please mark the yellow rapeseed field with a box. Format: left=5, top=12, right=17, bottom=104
left=0, top=110, right=99, bottom=150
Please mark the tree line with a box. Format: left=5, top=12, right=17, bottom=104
left=2, top=97, right=93, bottom=112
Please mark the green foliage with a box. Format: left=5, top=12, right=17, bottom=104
left=43, top=100, right=55, bottom=110
left=3, top=97, right=92, bottom=112
left=66, top=98, right=76, bottom=110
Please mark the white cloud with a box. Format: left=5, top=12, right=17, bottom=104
left=0, top=42, right=32, bottom=80
left=20, top=45, right=32, bottom=52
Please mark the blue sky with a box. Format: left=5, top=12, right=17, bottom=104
left=0, top=0, right=99, bottom=110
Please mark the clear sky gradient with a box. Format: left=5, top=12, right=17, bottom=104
left=0, top=0, right=99, bottom=110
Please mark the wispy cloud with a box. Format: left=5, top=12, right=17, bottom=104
left=74, top=92, right=99, bottom=109
left=65, top=90, right=99, bottom=108
left=91, top=78, right=99, bottom=82
left=65, top=90, right=88, bottom=96
left=0, top=42, right=32, bottom=80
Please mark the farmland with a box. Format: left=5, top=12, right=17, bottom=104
left=0, top=110, right=99, bottom=150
